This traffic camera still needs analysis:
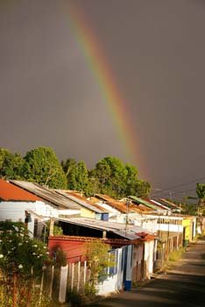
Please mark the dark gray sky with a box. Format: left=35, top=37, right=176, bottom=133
left=1, top=0, right=205, bottom=198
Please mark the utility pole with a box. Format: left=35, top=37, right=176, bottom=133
left=125, top=199, right=131, bottom=235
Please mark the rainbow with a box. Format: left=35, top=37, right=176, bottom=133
left=62, top=2, right=144, bottom=171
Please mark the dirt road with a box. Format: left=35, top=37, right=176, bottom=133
left=93, top=240, right=205, bottom=307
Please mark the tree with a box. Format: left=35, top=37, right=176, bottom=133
left=196, top=183, right=205, bottom=200
left=61, top=158, right=77, bottom=179
left=90, top=156, right=128, bottom=198
left=62, top=159, right=92, bottom=195
left=90, top=157, right=151, bottom=199
left=135, top=180, right=151, bottom=198
left=124, top=163, right=138, bottom=196
left=23, top=147, right=67, bottom=189
left=0, top=148, right=24, bottom=180
left=196, top=183, right=205, bottom=215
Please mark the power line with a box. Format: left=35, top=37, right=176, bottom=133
left=151, top=176, right=205, bottom=196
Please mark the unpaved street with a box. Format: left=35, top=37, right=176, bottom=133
left=93, top=240, right=205, bottom=307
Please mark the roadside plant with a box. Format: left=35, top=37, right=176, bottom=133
left=0, top=221, right=51, bottom=306
left=85, top=240, right=115, bottom=294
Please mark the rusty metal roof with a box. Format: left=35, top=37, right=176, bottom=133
left=57, top=217, right=152, bottom=240
left=95, top=194, right=142, bottom=214
left=129, top=196, right=158, bottom=211
left=9, top=181, right=81, bottom=210
left=55, top=190, right=106, bottom=214
left=160, top=199, right=181, bottom=210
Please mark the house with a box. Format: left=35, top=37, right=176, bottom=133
left=56, top=190, right=109, bottom=221
left=150, top=199, right=172, bottom=213
left=9, top=180, right=81, bottom=218
left=129, top=196, right=163, bottom=213
left=182, top=215, right=197, bottom=246
left=94, top=194, right=145, bottom=224
left=0, top=179, right=57, bottom=236
left=48, top=216, right=157, bottom=294
left=158, top=199, right=182, bottom=213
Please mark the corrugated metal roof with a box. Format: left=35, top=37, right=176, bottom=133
left=160, top=199, right=181, bottom=210
left=58, top=217, right=151, bottom=240
left=150, top=199, right=171, bottom=211
left=0, top=179, right=40, bottom=202
left=129, top=196, right=158, bottom=211
left=144, top=199, right=168, bottom=211
left=9, top=181, right=81, bottom=210
left=95, top=194, right=141, bottom=214
left=56, top=190, right=106, bottom=214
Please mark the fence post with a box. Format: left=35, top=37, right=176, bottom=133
left=49, top=265, right=54, bottom=298
left=77, top=262, right=81, bottom=292
left=59, top=264, right=68, bottom=304
left=39, top=266, right=46, bottom=305
left=83, top=261, right=87, bottom=286
left=71, top=263, right=74, bottom=291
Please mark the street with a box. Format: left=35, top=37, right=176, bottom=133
left=93, top=240, right=205, bottom=307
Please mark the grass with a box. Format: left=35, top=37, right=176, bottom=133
left=168, top=247, right=186, bottom=262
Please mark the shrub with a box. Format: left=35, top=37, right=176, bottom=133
left=0, top=221, right=51, bottom=306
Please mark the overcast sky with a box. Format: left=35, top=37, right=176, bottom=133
left=1, top=0, right=205, bottom=198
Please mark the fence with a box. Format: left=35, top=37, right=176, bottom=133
left=39, top=246, right=130, bottom=303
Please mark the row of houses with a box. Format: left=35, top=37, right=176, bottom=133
left=0, top=178, right=204, bottom=300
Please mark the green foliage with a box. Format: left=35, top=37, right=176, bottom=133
left=168, top=247, right=185, bottom=262
left=195, top=183, right=205, bottom=215
left=134, top=180, right=151, bottom=198
left=0, top=221, right=50, bottom=277
left=62, top=159, right=93, bottom=196
left=23, top=147, right=67, bottom=189
left=53, top=225, right=63, bottom=236
left=196, top=183, right=205, bottom=200
left=0, top=148, right=24, bottom=180
left=90, top=156, right=151, bottom=198
left=85, top=240, right=115, bottom=290
left=0, top=222, right=51, bottom=306
left=84, top=282, right=97, bottom=297
left=90, top=157, right=128, bottom=198
left=61, top=158, right=77, bottom=188
left=0, top=280, right=51, bottom=307
left=0, top=146, right=151, bottom=199
left=50, top=246, right=67, bottom=267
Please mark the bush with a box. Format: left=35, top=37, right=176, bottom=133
left=0, top=221, right=51, bottom=306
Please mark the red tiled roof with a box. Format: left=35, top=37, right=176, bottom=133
left=0, top=179, right=40, bottom=201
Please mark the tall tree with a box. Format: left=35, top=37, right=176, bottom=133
left=91, top=156, right=128, bottom=198
left=124, top=163, right=139, bottom=196
left=196, top=183, right=205, bottom=200
left=134, top=180, right=151, bottom=198
left=0, top=148, right=24, bottom=180
left=62, top=159, right=92, bottom=195
left=196, top=183, right=205, bottom=214
left=91, top=157, right=151, bottom=199
left=23, top=147, right=67, bottom=189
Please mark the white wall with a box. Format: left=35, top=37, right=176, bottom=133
left=0, top=201, right=79, bottom=236
left=157, top=223, right=183, bottom=233
left=133, top=217, right=158, bottom=233
left=144, top=240, right=155, bottom=278
left=97, top=247, right=125, bottom=296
